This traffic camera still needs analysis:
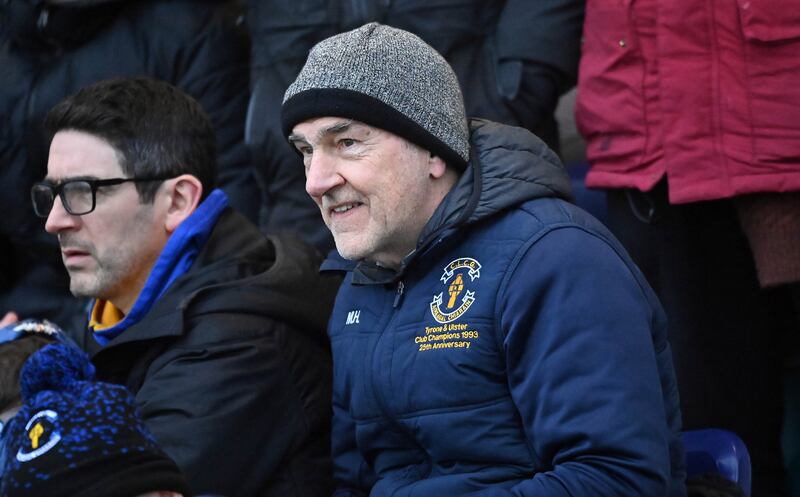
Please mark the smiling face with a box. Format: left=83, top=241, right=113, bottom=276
left=290, top=117, right=456, bottom=268
left=43, top=131, right=169, bottom=312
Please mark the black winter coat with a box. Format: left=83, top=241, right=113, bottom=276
left=80, top=209, right=339, bottom=497
left=0, top=0, right=257, bottom=331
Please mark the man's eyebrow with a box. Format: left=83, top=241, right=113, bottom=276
left=288, top=119, right=356, bottom=144
left=321, top=120, right=354, bottom=137
left=42, top=175, right=100, bottom=184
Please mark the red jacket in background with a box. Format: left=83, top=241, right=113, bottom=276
left=576, top=0, right=800, bottom=204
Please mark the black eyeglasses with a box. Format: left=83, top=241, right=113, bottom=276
left=31, top=176, right=173, bottom=218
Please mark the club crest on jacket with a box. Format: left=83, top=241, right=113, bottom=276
left=430, top=257, right=481, bottom=324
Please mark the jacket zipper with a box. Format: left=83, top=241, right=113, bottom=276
left=393, top=280, right=405, bottom=308
left=369, top=278, right=406, bottom=420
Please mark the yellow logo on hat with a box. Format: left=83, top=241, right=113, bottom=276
left=29, top=422, right=44, bottom=449
left=16, top=410, right=61, bottom=463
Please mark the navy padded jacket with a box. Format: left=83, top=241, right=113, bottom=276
left=322, top=119, right=686, bottom=497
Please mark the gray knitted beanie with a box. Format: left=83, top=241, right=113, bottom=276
left=282, top=22, right=470, bottom=169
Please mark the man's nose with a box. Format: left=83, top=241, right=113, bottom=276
left=44, top=195, right=78, bottom=234
left=305, top=152, right=345, bottom=199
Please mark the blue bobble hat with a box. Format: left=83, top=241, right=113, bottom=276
left=0, top=342, right=190, bottom=497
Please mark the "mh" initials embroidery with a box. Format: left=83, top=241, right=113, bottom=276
left=346, top=310, right=361, bottom=325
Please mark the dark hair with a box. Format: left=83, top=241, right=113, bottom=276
left=0, top=335, right=55, bottom=412
left=43, top=76, right=217, bottom=202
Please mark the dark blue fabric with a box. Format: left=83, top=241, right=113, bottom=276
left=92, top=189, right=229, bottom=346
left=325, top=120, right=685, bottom=497
left=0, top=420, right=6, bottom=479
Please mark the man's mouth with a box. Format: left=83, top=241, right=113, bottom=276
left=60, top=248, right=92, bottom=266
left=331, top=202, right=361, bottom=214
left=328, top=201, right=364, bottom=217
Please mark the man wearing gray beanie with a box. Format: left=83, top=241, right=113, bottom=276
left=282, top=23, right=685, bottom=497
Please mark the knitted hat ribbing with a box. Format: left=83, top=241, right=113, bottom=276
left=281, top=22, right=470, bottom=169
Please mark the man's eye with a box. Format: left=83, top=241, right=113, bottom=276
left=339, top=138, right=356, bottom=148
left=298, top=146, right=313, bottom=156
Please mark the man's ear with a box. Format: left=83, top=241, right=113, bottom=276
left=163, top=175, right=203, bottom=233
left=428, top=154, right=448, bottom=179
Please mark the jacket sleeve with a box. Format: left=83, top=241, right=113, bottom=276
left=446, top=0, right=585, bottom=151
left=491, top=226, right=672, bottom=497
left=491, top=0, right=585, bottom=146
left=495, top=0, right=584, bottom=89
left=494, top=0, right=584, bottom=151
left=134, top=317, right=318, bottom=497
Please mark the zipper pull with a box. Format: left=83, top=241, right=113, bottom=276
left=393, top=281, right=405, bottom=308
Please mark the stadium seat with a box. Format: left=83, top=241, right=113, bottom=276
left=683, top=429, right=752, bottom=497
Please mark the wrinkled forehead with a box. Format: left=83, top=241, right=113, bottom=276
left=46, top=130, right=124, bottom=181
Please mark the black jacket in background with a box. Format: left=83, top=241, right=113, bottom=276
left=81, top=209, right=339, bottom=497
left=244, top=0, right=585, bottom=252
left=0, top=0, right=257, bottom=331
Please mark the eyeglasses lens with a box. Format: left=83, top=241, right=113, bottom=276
left=62, top=181, right=94, bottom=215
left=31, top=181, right=95, bottom=218
left=31, top=184, right=55, bottom=218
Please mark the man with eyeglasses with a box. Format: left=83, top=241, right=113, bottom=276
left=24, top=76, right=338, bottom=497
